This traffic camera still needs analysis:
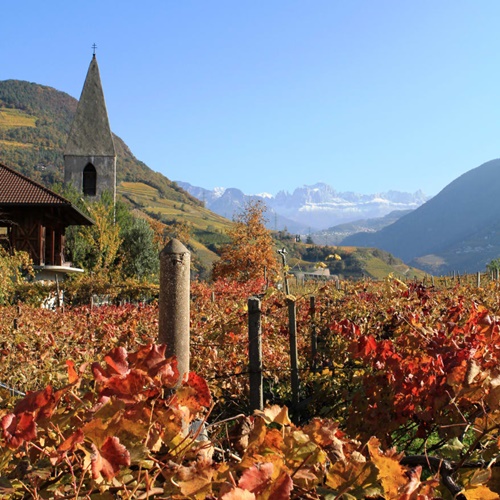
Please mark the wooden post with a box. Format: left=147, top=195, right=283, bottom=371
left=287, top=298, right=299, bottom=409
left=248, top=297, right=263, bottom=412
left=477, top=272, right=481, bottom=288
left=278, top=248, right=290, bottom=295
left=55, top=274, right=61, bottom=308
left=310, top=296, right=317, bottom=372
left=159, top=239, right=191, bottom=385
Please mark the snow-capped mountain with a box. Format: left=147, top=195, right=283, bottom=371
left=176, top=181, right=429, bottom=232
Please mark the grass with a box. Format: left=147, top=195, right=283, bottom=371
left=0, top=109, right=36, bottom=129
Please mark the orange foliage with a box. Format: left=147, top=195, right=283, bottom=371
left=212, top=200, right=279, bottom=282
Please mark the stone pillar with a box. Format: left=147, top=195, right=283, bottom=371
left=159, top=239, right=191, bottom=384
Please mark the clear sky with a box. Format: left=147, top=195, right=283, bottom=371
left=3, top=1, right=500, bottom=197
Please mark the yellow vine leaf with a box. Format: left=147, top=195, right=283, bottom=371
left=254, top=405, right=292, bottom=426
left=367, top=437, right=407, bottom=499
left=221, top=488, right=256, bottom=500
left=178, top=466, right=214, bottom=498
left=463, top=485, right=499, bottom=500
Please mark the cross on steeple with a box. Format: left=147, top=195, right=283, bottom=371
left=92, top=43, right=97, bottom=57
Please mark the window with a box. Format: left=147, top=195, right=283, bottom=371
left=83, top=163, right=97, bottom=196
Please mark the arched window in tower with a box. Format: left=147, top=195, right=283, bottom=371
left=83, top=163, right=97, bottom=196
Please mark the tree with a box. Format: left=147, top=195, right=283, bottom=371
left=487, top=258, right=500, bottom=274
left=120, top=217, right=159, bottom=280
left=0, top=248, right=33, bottom=304
left=212, top=200, right=279, bottom=282
left=166, top=220, right=192, bottom=247
left=75, top=199, right=123, bottom=275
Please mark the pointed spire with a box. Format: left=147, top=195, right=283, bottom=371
left=64, top=56, right=115, bottom=156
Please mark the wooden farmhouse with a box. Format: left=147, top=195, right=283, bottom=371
left=0, top=162, right=93, bottom=279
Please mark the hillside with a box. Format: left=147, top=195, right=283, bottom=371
left=0, top=80, right=202, bottom=206
left=343, top=159, right=500, bottom=274
left=0, top=79, right=229, bottom=275
left=312, top=209, right=413, bottom=245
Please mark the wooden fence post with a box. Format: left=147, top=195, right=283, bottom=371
left=248, top=296, right=263, bottom=411
left=310, top=296, right=317, bottom=372
left=278, top=248, right=290, bottom=295
left=159, top=239, right=191, bottom=385
left=287, top=298, right=299, bottom=409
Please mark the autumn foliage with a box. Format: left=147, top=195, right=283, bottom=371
left=3, top=277, right=500, bottom=496
left=212, top=200, right=280, bottom=283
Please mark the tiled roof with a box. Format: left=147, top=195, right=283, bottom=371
left=0, top=163, right=70, bottom=205
left=0, top=162, right=93, bottom=226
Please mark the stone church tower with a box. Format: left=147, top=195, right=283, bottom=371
left=64, top=54, right=116, bottom=200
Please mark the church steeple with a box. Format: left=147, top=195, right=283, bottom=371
left=64, top=53, right=116, bottom=200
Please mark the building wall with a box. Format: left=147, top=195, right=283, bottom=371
left=64, top=155, right=116, bottom=199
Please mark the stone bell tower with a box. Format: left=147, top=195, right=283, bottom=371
left=64, top=50, right=116, bottom=201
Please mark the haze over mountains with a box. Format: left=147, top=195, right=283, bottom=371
left=177, top=181, right=428, bottom=233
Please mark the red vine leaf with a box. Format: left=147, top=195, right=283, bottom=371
left=186, top=372, right=211, bottom=407
left=50, top=429, right=85, bottom=465
left=66, top=360, right=79, bottom=384
left=1, top=412, right=36, bottom=449
left=238, top=462, right=274, bottom=494
left=268, top=471, right=293, bottom=500
left=57, top=429, right=85, bottom=453
left=100, top=370, right=155, bottom=402
left=174, top=372, right=211, bottom=412
left=103, top=347, right=129, bottom=375
left=91, top=436, right=131, bottom=480
left=13, top=386, right=59, bottom=420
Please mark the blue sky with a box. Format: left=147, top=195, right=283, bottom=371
left=3, top=1, right=500, bottom=197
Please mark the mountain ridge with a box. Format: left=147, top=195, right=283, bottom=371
left=177, top=180, right=428, bottom=232
left=343, top=158, right=500, bottom=273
